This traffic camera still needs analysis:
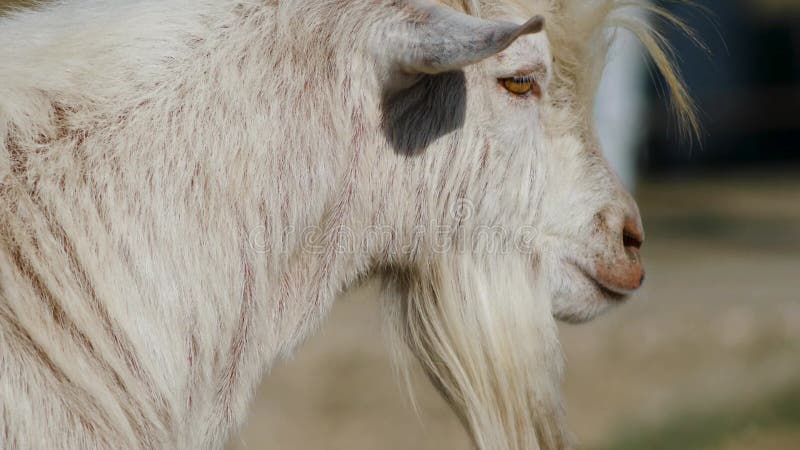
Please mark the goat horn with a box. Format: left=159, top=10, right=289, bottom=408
left=388, top=1, right=545, bottom=74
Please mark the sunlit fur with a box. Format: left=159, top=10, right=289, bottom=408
left=0, top=1, right=694, bottom=449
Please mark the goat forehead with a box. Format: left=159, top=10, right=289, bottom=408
left=490, top=32, right=551, bottom=77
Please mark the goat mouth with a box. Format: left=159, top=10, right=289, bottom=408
left=587, top=273, right=629, bottom=301
left=573, top=265, right=630, bottom=301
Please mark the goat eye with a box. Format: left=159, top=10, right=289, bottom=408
left=499, top=76, right=540, bottom=97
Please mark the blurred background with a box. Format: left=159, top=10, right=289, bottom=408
left=3, top=0, right=798, bottom=449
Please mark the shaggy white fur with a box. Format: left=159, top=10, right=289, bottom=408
left=0, top=1, right=694, bottom=449
left=383, top=254, right=567, bottom=449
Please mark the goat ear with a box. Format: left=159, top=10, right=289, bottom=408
left=383, top=1, right=544, bottom=75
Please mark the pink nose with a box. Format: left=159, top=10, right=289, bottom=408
left=594, top=215, right=645, bottom=293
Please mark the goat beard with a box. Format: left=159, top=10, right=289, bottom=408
left=383, top=253, right=570, bottom=450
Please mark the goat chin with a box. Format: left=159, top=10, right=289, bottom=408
left=382, top=253, right=570, bottom=450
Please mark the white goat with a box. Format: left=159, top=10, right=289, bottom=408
left=0, top=0, right=695, bottom=449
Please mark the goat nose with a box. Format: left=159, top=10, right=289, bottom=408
left=591, top=213, right=646, bottom=295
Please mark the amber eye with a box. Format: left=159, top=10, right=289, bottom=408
left=499, top=76, right=540, bottom=97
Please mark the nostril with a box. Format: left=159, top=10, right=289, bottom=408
left=623, top=230, right=642, bottom=250
left=622, top=217, right=644, bottom=250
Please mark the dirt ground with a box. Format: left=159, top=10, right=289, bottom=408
left=229, top=171, right=800, bottom=450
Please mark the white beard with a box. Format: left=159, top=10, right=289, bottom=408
left=382, top=253, right=570, bottom=450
